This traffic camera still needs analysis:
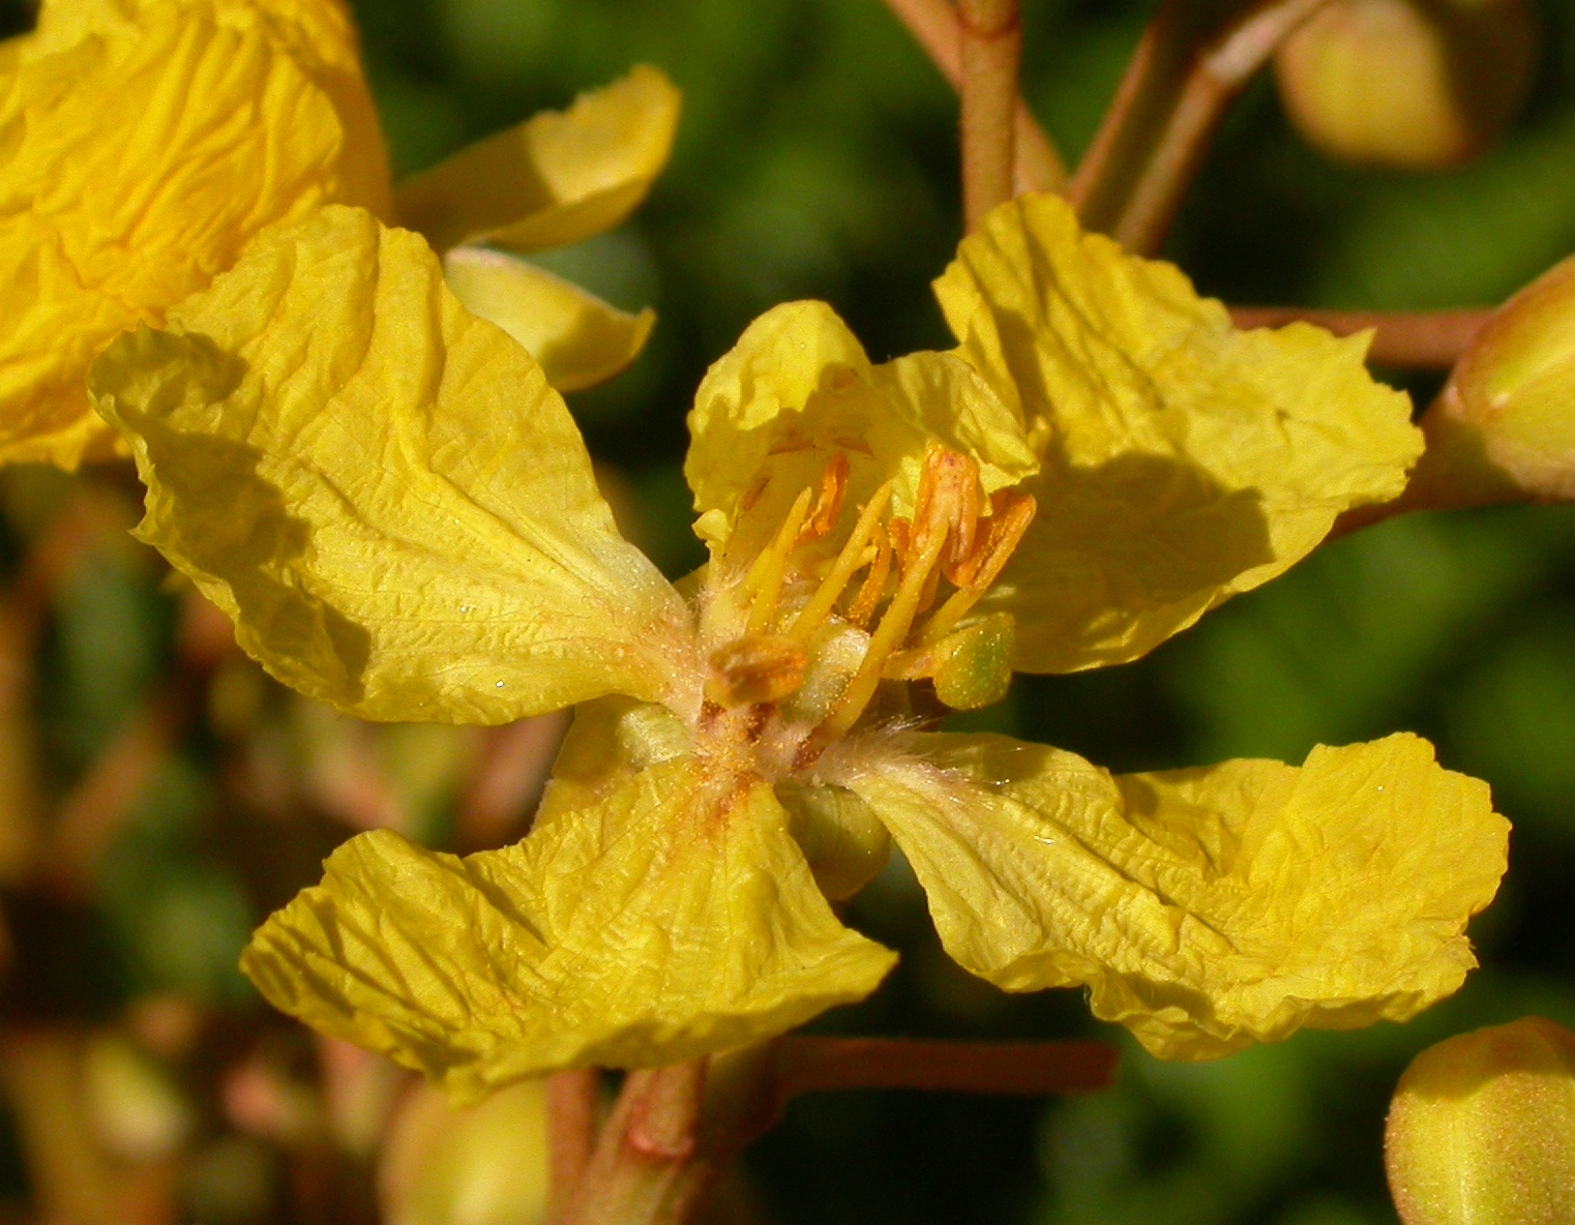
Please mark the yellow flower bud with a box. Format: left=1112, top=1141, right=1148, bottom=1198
left=378, top=1079, right=549, bottom=1225
left=1385, top=1017, right=1575, bottom=1225
left=1274, top=0, right=1537, bottom=168
left=1409, top=253, right=1575, bottom=507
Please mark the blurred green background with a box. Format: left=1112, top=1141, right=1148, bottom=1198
left=5, top=0, right=1575, bottom=1222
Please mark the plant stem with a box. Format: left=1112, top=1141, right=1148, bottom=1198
left=1229, top=306, right=1492, bottom=368
left=564, top=1061, right=711, bottom=1225
left=959, top=0, right=1023, bottom=230
left=547, top=1069, right=600, bottom=1224
left=557, top=1036, right=1116, bottom=1225
left=1069, top=0, right=1331, bottom=254
left=881, top=0, right=1067, bottom=192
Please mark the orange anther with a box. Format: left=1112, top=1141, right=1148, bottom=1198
left=920, top=492, right=1037, bottom=645
left=845, top=525, right=892, bottom=629
left=971, top=492, right=1037, bottom=592
left=909, top=447, right=981, bottom=568
left=945, top=487, right=1012, bottom=587
left=887, top=517, right=912, bottom=573
left=797, top=453, right=849, bottom=546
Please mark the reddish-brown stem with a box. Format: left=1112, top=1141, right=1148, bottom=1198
left=1229, top=306, right=1493, bottom=368
left=547, top=1069, right=601, bottom=1224
left=881, top=0, right=1066, bottom=192
left=1070, top=0, right=1332, bottom=253
left=959, top=0, right=1023, bottom=231
left=564, top=1061, right=712, bottom=1225
left=560, top=1037, right=1117, bottom=1225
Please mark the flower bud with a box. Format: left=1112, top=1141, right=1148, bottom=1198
left=379, top=1079, right=550, bottom=1225
left=1385, top=1017, right=1575, bottom=1225
left=1409, top=253, right=1575, bottom=507
left=1274, top=0, right=1537, bottom=169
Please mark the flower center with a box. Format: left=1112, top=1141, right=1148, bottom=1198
left=698, top=445, right=1036, bottom=769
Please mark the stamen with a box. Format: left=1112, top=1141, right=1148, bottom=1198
left=943, top=463, right=981, bottom=572
left=919, top=491, right=1037, bottom=645
left=788, top=480, right=893, bottom=642
left=914, top=559, right=943, bottom=617
left=887, top=517, right=912, bottom=574
left=909, top=447, right=980, bottom=568
left=844, top=526, right=892, bottom=629
left=815, top=517, right=950, bottom=744
left=797, top=453, right=849, bottom=546
left=741, top=485, right=814, bottom=635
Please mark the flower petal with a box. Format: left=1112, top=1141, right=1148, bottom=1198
left=846, top=731, right=1506, bottom=1059
left=442, top=246, right=654, bottom=393
left=934, top=194, right=1422, bottom=672
left=89, top=205, right=692, bottom=723
left=242, top=709, right=895, bottom=1102
left=685, top=300, right=1036, bottom=573
left=394, top=65, right=680, bottom=255
left=0, top=0, right=389, bottom=468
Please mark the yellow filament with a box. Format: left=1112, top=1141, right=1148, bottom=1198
left=743, top=486, right=814, bottom=635
left=816, top=525, right=949, bottom=743
left=787, top=481, right=893, bottom=643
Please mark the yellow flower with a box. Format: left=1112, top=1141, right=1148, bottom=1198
left=87, top=196, right=1507, bottom=1105
left=0, top=0, right=678, bottom=468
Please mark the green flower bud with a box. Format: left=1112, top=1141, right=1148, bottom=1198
left=1385, top=1017, right=1575, bottom=1225
left=1274, top=0, right=1537, bottom=169
left=1410, top=253, right=1575, bottom=507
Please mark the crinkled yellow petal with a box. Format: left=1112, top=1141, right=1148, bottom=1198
left=0, top=0, right=390, bottom=469
left=442, top=246, right=654, bottom=393
left=933, top=194, right=1422, bottom=673
left=394, top=65, right=680, bottom=255
left=241, top=740, right=895, bottom=1103
left=847, top=731, right=1506, bottom=1060
left=685, top=300, right=1037, bottom=573
left=89, top=205, right=693, bottom=724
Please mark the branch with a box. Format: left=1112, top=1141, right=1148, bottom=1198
left=1229, top=306, right=1492, bottom=368
left=881, top=0, right=1067, bottom=192
left=1070, top=0, right=1332, bottom=253
left=562, top=1061, right=712, bottom=1225
left=959, top=0, right=1023, bottom=230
